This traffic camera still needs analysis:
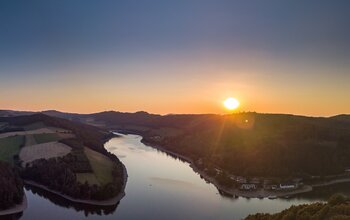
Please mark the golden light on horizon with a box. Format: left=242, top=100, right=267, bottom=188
left=223, top=97, right=240, bottom=110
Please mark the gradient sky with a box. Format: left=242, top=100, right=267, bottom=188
left=1, top=0, right=350, bottom=116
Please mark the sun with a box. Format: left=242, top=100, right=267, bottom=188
left=223, top=97, right=240, bottom=110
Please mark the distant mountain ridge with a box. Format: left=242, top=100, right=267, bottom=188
left=331, top=114, right=350, bottom=122
left=2, top=109, right=350, bottom=179
left=0, top=110, right=35, bottom=117
left=1, top=109, right=349, bottom=122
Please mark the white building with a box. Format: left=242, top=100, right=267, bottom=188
left=240, top=184, right=257, bottom=190
left=279, top=183, right=296, bottom=190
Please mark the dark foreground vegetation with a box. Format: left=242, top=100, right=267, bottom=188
left=0, top=162, right=24, bottom=210
left=246, top=194, right=350, bottom=220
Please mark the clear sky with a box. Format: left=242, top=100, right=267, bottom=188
left=1, top=0, right=350, bottom=116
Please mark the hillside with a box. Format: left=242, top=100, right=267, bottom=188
left=4, top=110, right=350, bottom=194
left=246, top=194, right=350, bottom=220
left=69, top=111, right=350, bottom=178
left=0, top=113, right=115, bottom=156
left=0, top=113, right=126, bottom=205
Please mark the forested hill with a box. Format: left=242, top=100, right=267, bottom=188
left=0, top=113, right=125, bottom=203
left=331, top=114, right=350, bottom=123
left=75, top=111, right=350, bottom=178
left=246, top=194, right=350, bottom=220
left=3, top=110, right=350, bottom=178
left=0, top=113, right=114, bottom=156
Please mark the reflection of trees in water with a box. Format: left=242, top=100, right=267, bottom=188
left=3, top=212, right=23, bottom=220
left=24, top=185, right=119, bottom=216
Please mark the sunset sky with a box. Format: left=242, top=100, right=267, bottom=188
left=1, top=1, right=350, bottom=116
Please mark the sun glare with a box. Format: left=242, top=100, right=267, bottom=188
left=223, top=97, right=240, bottom=110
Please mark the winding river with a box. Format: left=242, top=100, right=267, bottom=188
left=13, top=134, right=350, bottom=220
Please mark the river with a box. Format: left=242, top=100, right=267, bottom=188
left=13, top=133, right=350, bottom=220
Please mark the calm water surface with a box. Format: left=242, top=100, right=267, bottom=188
left=15, top=134, right=350, bottom=220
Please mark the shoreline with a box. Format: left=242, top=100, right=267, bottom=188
left=0, top=193, right=27, bottom=216
left=24, top=162, right=128, bottom=206
left=140, top=138, right=350, bottom=199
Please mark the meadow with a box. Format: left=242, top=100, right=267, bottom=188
left=0, top=135, right=25, bottom=163
left=84, top=147, right=114, bottom=186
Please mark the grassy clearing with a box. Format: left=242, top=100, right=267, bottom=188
left=33, top=133, right=62, bottom=144
left=76, top=173, right=100, bottom=185
left=84, top=147, right=114, bottom=186
left=25, top=134, right=37, bottom=146
left=0, top=135, right=25, bottom=163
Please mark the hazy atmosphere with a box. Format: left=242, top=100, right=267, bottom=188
left=1, top=0, right=350, bottom=115
left=2, top=1, right=350, bottom=220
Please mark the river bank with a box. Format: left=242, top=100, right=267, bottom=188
left=24, top=162, right=128, bottom=206
left=0, top=193, right=27, bottom=216
left=141, top=138, right=350, bottom=199
left=16, top=133, right=338, bottom=220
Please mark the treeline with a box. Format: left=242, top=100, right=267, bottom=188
left=246, top=194, right=350, bottom=220
left=59, top=137, right=123, bottom=170
left=0, top=114, right=126, bottom=203
left=21, top=156, right=124, bottom=201
left=54, top=111, right=350, bottom=178
left=0, top=114, right=120, bottom=164
left=0, top=113, right=113, bottom=152
left=139, top=113, right=350, bottom=178
left=58, top=150, right=93, bottom=173
left=25, top=185, right=118, bottom=216
left=0, top=162, right=24, bottom=209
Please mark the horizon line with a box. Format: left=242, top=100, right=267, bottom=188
left=1, top=108, right=348, bottom=118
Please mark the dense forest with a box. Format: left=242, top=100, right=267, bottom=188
left=0, top=162, right=24, bottom=209
left=246, top=194, right=350, bottom=220
left=21, top=155, right=124, bottom=200
left=148, top=113, right=350, bottom=178
left=74, top=111, right=350, bottom=178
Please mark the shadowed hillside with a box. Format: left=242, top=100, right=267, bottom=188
left=68, top=111, right=350, bottom=178
left=246, top=194, right=350, bottom=220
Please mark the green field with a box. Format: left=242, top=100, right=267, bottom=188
left=84, top=147, right=114, bottom=186
left=25, top=134, right=37, bottom=146
left=33, top=133, right=62, bottom=144
left=0, top=135, right=25, bottom=163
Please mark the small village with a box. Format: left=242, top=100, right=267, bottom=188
left=198, top=164, right=350, bottom=199
left=206, top=166, right=304, bottom=199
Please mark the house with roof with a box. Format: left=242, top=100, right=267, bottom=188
left=240, top=183, right=257, bottom=191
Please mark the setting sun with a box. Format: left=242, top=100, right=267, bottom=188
left=223, top=97, right=240, bottom=110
